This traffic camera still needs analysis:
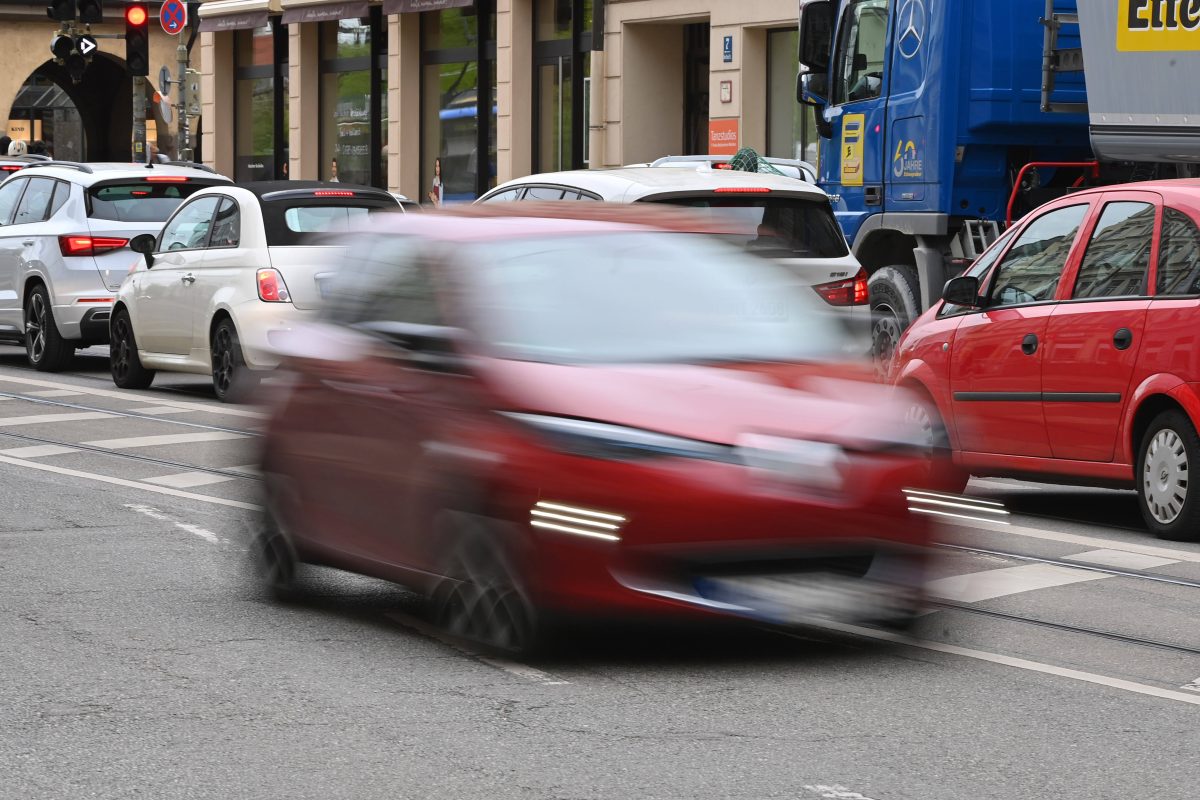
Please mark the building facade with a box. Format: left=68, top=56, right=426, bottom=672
left=193, top=0, right=819, bottom=200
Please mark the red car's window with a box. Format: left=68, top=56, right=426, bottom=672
left=1072, top=201, right=1154, bottom=299
left=1156, top=208, right=1200, bottom=296
left=987, top=203, right=1088, bottom=307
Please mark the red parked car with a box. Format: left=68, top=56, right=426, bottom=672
left=253, top=205, right=932, bottom=653
left=891, top=180, right=1200, bottom=540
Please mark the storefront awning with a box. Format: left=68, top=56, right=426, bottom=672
left=382, top=0, right=473, bottom=12
left=197, top=0, right=279, bottom=31
left=280, top=0, right=370, bottom=23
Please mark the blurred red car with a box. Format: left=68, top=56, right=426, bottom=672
left=253, top=205, right=932, bottom=653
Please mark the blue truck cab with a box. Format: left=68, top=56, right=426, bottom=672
left=797, top=0, right=1091, bottom=364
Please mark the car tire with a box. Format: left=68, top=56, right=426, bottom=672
left=869, top=266, right=921, bottom=382
left=905, top=392, right=968, bottom=494
left=109, top=310, right=155, bottom=390
left=1136, top=409, right=1200, bottom=542
left=211, top=317, right=258, bottom=404
left=24, top=284, right=74, bottom=372
left=249, top=505, right=306, bottom=602
left=433, top=510, right=541, bottom=656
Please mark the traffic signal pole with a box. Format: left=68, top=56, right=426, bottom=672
left=176, top=40, right=188, bottom=161
left=132, top=75, right=147, bottom=163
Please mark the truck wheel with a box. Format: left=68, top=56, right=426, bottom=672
left=869, top=266, right=920, bottom=380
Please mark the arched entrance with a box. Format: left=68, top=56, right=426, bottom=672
left=7, top=55, right=172, bottom=162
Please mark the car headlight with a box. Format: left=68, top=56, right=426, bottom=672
left=501, top=413, right=737, bottom=463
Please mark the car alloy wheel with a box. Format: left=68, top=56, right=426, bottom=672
left=25, top=291, right=47, bottom=365
left=1143, top=428, right=1188, bottom=525
left=111, top=315, right=134, bottom=383
left=212, top=324, right=235, bottom=397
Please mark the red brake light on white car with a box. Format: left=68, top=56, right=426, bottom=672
left=813, top=268, right=869, bottom=307
left=0, top=165, right=22, bottom=173
left=257, top=268, right=292, bottom=303
left=144, top=175, right=190, bottom=183
left=713, top=187, right=772, bottom=194
left=313, top=190, right=354, bottom=197
left=59, top=235, right=129, bottom=257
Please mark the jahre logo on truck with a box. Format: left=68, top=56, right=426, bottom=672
left=1119, top=0, right=1200, bottom=51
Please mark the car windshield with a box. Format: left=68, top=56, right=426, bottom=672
left=468, top=232, right=847, bottom=365
left=88, top=182, right=215, bottom=222
left=651, top=196, right=850, bottom=259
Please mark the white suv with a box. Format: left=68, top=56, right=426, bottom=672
left=112, top=181, right=400, bottom=401
left=478, top=163, right=868, bottom=344
left=0, top=162, right=230, bottom=370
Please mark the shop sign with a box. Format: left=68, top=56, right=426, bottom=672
left=709, top=118, right=739, bottom=156
left=383, top=0, right=473, bottom=12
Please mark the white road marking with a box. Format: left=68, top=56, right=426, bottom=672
left=0, top=444, right=79, bottom=457
left=0, top=453, right=261, bottom=511
left=228, top=464, right=260, bottom=475
left=944, top=515, right=1200, bottom=564
left=125, top=503, right=223, bottom=544
left=1063, top=549, right=1180, bottom=571
left=926, top=563, right=1108, bottom=603
left=84, top=431, right=248, bottom=449
left=0, top=374, right=266, bottom=419
left=784, top=621, right=1200, bottom=707
left=1181, top=677, right=1200, bottom=693
left=25, top=389, right=83, bottom=397
left=144, top=471, right=237, bottom=489
left=129, top=405, right=199, bottom=416
left=387, top=611, right=569, bottom=686
left=803, top=786, right=880, bottom=800
left=0, top=411, right=113, bottom=426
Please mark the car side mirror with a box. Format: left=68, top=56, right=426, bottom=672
left=797, top=71, right=829, bottom=108
left=942, top=276, right=981, bottom=308
left=129, top=233, right=156, bottom=268
left=353, top=320, right=470, bottom=374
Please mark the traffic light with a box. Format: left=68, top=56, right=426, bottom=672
left=50, top=32, right=74, bottom=61
left=78, top=0, right=102, bottom=23
left=46, top=0, right=75, bottom=21
left=125, top=2, right=149, bottom=77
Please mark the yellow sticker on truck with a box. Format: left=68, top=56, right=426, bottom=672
left=840, top=113, right=865, bottom=187
left=1118, top=0, right=1200, bottom=51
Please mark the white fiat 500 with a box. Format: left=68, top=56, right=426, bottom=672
left=112, top=181, right=400, bottom=401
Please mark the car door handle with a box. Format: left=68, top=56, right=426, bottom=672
left=1113, top=328, right=1133, bottom=351
left=22, top=240, right=34, bottom=246
left=1021, top=333, right=1039, bottom=355
left=181, top=273, right=195, bottom=284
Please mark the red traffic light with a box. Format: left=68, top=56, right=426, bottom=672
left=124, top=4, right=146, bottom=25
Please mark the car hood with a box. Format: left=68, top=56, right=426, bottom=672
left=483, top=359, right=922, bottom=452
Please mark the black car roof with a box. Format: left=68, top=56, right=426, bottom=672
left=235, top=181, right=391, bottom=198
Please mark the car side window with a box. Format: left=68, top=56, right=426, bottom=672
left=0, top=178, right=28, bottom=227
left=327, top=237, right=442, bottom=327
left=1156, top=208, right=1200, bottom=296
left=988, top=203, right=1088, bottom=308
left=832, top=0, right=888, bottom=105
left=209, top=198, right=240, bottom=248
left=523, top=186, right=567, bottom=200
left=13, top=178, right=56, bottom=225
left=158, top=196, right=221, bottom=252
left=48, top=180, right=70, bottom=217
left=1072, top=201, right=1155, bottom=299
left=938, top=226, right=1018, bottom=317
left=482, top=188, right=523, bottom=202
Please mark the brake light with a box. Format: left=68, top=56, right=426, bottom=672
left=257, top=268, right=291, bottom=303
left=313, top=190, right=354, bottom=197
left=813, top=268, right=869, bottom=307
left=59, top=235, right=129, bottom=257
left=144, top=175, right=189, bottom=183
left=714, top=187, right=772, bottom=193
left=1, top=165, right=22, bottom=172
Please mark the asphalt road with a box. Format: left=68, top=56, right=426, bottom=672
left=2, top=344, right=1199, bottom=800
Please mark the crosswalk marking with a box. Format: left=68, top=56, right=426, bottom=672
left=83, top=432, right=248, bottom=449
left=25, top=389, right=83, bottom=398
left=1063, top=548, right=1179, bottom=571
left=0, top=411, right=113, bottom=426
left=227, top=464, right=260, bottom=475
left=0, top=444, right=79, bottom=458
left=129, top=405, right=200, bottom=416
left=927, top=563, right=1108, bottom=603
left=144, top=471, right=237, bottom=489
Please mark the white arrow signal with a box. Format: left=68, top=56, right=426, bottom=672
left=79, top=37, right=97, bottom=55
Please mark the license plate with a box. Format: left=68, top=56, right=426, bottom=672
left=695, top=573, right=888, bottom=624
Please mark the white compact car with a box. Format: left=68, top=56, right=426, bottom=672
left=112, top=181, right=400, bottom=401
left=478, top=162, right=868, bottom=345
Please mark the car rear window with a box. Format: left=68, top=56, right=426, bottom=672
left=651, top=195, right=850, bottom=259
left=88, top=181, right=220, bottom=223
left=263, top=200, right=398, bottom=246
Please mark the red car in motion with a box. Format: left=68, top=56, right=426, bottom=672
left=253, top=205, right=932, bottom=652
left=891, top=180, right=1200, bottom=541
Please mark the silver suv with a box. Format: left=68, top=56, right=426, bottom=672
left=0, top=162, right=230, bottom=370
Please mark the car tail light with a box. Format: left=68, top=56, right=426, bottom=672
left=145, top=175, right=189, bottom=183
left=313, top=190, right=354, bottom=197
left=257, top=268, right=291, bottom=303
left=59, top=235, right=129, bottom=257
left=813, top=268, right=869, bottom=306
left=713, top=187, right=772, bottom=193
left=1, top=165, right=22, bottom=173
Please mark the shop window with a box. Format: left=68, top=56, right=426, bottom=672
left=235, top=22, right=287, bottom=182
left=533, top=0, right=593, bottom=173
left=320, top=11, right=388, bottom=188
left=768, top=28, right=818, bottom=164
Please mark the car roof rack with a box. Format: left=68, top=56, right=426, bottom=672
left=648, top=154, right=817, bottom=183
left=159, top=160, right=217, bottom=174
left=19, top=160, right=94, bottom=174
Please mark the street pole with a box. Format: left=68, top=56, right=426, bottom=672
left=176, top=39, right=189, bottom=161
left=132, top=75, right=148, bottom=164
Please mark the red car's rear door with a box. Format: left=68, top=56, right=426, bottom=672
left=1043, top=192, right=1159, bottom=462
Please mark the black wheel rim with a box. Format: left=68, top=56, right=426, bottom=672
left=213, top=327, right=233, bottom=395
left=872, top=303, right=903, bottom=380
left=111, top=317, right=131, bottom=382
left=441, top=541, right=532, bottom=653
left=26, top=293, right=47, bottom=364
